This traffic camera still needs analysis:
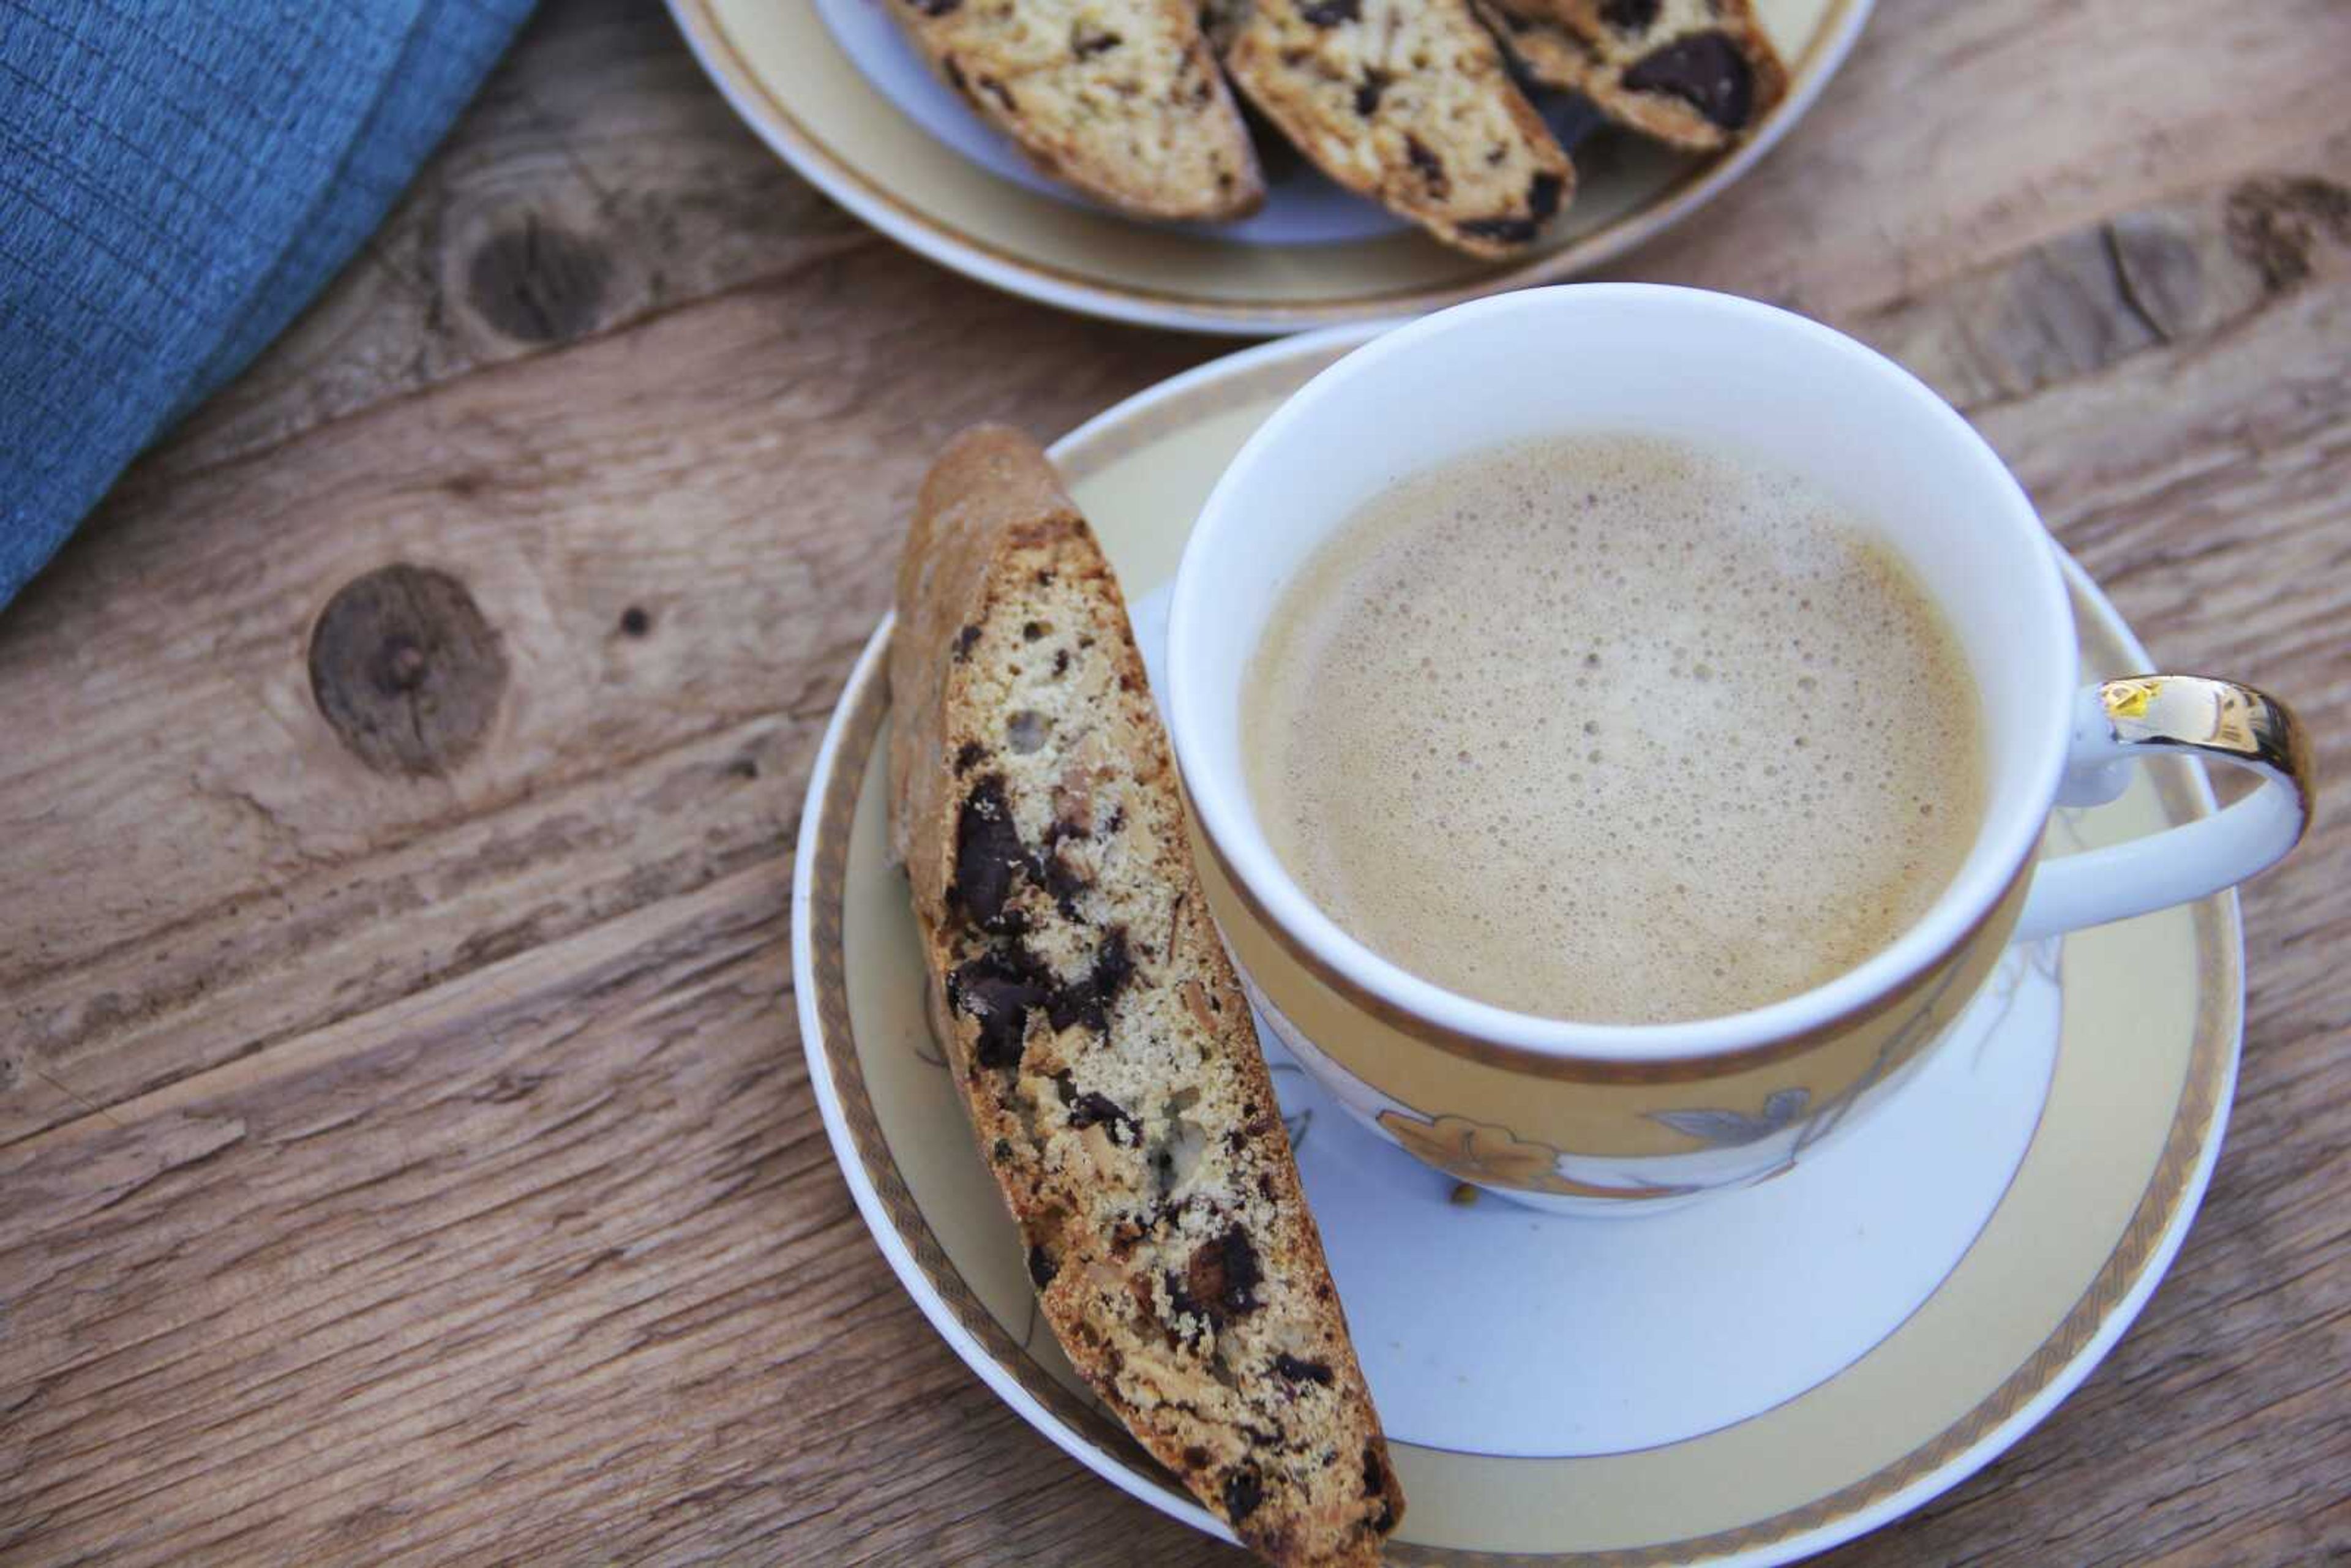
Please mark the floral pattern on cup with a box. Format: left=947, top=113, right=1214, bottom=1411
left=1376, top=1109, right=1695, bottom=1201
left=1649, top=1087, right=1813, bottom=1149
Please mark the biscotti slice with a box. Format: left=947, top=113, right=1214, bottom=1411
left=1218, top=0, right=1573, bottom=258
left=887, top=426, right=1404, bottom=1567
left=885, top=0, right=1264, bottom=220
left=1479, top=0, right=1786, bottom=151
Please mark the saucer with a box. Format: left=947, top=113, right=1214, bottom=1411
left=668, top=0, right=1873, bottom=334
left=790, top=328, right=2240, bottom=1562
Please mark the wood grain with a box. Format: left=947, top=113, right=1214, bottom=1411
left=137, top=0, right=870, bottom=492
left=0, top=248, right=1208, bottom=1146
left=2, top=0, right=2347, bottom=1563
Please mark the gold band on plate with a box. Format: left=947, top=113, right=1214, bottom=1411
left=669, top=0, right=1870, bottom=328
left=801, top=347, right=2246, bottom=1566
left=806, top=643, right=2241, bottom=1567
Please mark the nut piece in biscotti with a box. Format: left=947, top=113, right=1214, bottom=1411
left=1479, top=0, right=1787, bottom=151
left=885, top=0, right=1265, bottom=220
left=1218, top=0, right=1574, bottom=258
left=887, top=426, right=1404, bottom=1568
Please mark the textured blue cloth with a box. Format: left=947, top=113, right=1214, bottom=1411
left=0, top=0, right=534, bottom=610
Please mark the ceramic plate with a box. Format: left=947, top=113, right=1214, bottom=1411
left=790, top=328, right=2240, bottom=1564
left=669, top=0, right=1874, bottom=334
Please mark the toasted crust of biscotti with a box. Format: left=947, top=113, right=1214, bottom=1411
left=885, top=0, right=1265, bottom=220
left=887, top=426, right=1404, bottom=1567
left=1480, top=0, right=1786, bottom=151
left=1219, top=0, right=1573, bottom=258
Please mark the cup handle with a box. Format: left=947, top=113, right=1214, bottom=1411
left=2014, top=676, right=2316, bottom=942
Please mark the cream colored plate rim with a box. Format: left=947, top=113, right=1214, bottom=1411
left=667, top=0, right=1876, bottom=335
left=789, top=326, right=2240, bottom=1564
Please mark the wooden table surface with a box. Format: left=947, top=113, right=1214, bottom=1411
left=3, top=0, right=2347, bottom=1562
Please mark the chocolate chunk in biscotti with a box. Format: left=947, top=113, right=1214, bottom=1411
left=1218, top=0, right=1575, bottom=258
left=887, top=425, right=1404, bottom=1566
left=953, top=775, right=1030, bottom=930
left=1477, top=0, right=1787, bottom=151
left=947, top=946, right=1054, bottom=1070
left=885, top=0, right=1264, bottom=219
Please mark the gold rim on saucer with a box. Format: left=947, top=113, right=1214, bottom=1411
left=669, top=0, right=1875, bottom=334
left=791, top=330, right=2240, bottom=1564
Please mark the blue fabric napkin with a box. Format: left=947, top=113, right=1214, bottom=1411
left=0, top=0, right=535, bottom=611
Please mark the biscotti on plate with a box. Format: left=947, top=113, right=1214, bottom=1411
left=1480, top=0, right=1787, bottom=151
left=1220, top=0, right=1574, bottom=257
left=885, top=0, right=1265, bottom=220
left=887, top=426, right=1404, bottom=1567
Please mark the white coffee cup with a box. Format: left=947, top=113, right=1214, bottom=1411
left=1164, top=285, right=2313, bottom=1211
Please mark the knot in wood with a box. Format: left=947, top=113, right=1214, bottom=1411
left=2224, top=174, right=2351, bottom=289
left=309, top=565, right=506, bottom=776
left=465, top=216, right=609, bottom=344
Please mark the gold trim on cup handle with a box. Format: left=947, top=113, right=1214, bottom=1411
left=2016, top=676, right=2317, bottom=941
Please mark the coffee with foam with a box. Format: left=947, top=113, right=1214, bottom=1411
left=1243, top=434, right=1985, bottom=1025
